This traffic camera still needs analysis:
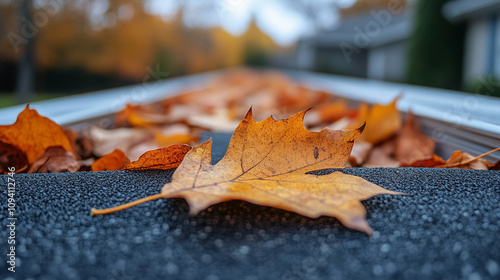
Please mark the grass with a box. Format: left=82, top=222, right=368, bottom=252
left=0, top=92, right=69, bottom=108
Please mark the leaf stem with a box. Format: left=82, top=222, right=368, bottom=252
left=90, top=193, right=164, bottom=216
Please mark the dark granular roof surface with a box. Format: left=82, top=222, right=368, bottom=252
left=1, top=134, right=500, bottom=280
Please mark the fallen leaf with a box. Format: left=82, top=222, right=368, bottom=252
left=377, top=137, right=396, bottom=156
left=0, top=106, right=74, bottom=163
left=352, top=97, right=402, bottom=145
left=115, top=103, right=172, bottom=128
left=93, top=109, right=403, bottom=235
left=399, top=154, right=446, bottom=167
left=87, top=126, right=154, bottom=158
left=363, top=147, right=400, bottom=168
left=154, top=133, right=194, bottom=147
left=91, top=149, right=131, bottom=171
left=349, top=141, right=373, bottom=167
left=64, top=129, right=93, bottom=160
left=490, top=160, right=500, bottom=170
left=27, top=146, right=80, bottom=173
left=395, top=112, right=435, bottom=164
left=123, top=145, right=191, bottom=170
left=187, top=108, right=241, bottom=131
left=153, top=124, right=197, bottom=147
left=440, top=150, right=491, bottom=170
left=303, top=100, right=349, bottom=127
left=0, top=142, right=28, bottom=173
left=400, top=148, right=500, bottom=169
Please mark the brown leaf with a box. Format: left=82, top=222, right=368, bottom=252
left=91, top=149, right=131, bottom=171
left=27, top=146, right=80, bottom=173
left=0, top=106, right=74, bottom=163
left=363, top=147, right=400, bottom=168
left=93, top=109, right=403, bottom=235
left=490, top=160, right=500, bottom=170
left=400, top=148, right=500, bottom=169
left=441, top=151, right=491, bottom=170
left=123, top=145, right=191, bottom=170
left=395, top=111, right=435, bottom=164
left=64, top=129, right=93, bottom=160
left=0, top=142, right=28, bottom=173
left=399, top=154, right=446, bottom=167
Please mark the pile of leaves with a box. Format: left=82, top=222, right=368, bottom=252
left=1, top=70, right=498, bottom=174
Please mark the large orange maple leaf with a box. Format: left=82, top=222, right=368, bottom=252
left=93, top=109, right=402, bottom=235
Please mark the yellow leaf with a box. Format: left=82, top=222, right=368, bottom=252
left=92, top=109, right=403, bottom=235
left=354, top=97, right=402, bottom=145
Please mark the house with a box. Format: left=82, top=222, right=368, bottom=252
left=294, top=5, right=413, bottom=83
left=443, top=0, right=500, bottom=89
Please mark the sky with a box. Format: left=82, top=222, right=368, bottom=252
left=146, top=0, right=358, bottom=46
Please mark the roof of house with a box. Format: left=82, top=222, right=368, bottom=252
left=302, top=9, right=412, bottom=49
left=443, top=0, right=500, bottom=22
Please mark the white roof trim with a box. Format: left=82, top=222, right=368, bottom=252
left=443, top=0, right=500, bottom=22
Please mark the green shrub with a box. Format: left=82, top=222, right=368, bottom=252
left=407, top=0, right=465, bottom=90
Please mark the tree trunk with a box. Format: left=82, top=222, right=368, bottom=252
left=16, top=0, right=35, bottom=104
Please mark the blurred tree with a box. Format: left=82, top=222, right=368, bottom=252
left=16, top=0, right=34, bottom=103
left=0, top=0, right=279, bottom=96
left=242, top=20, right=277, bottom=66
left=407, top=0, right=464, bottom=89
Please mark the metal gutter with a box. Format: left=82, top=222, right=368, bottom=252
left=1, top=68, right=499, bottom=161
left=283, top=69, right=500, bottom=161
left=0, top=71, right=219, bottom=127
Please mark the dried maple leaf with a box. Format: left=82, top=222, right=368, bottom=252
left=395, top=111, right=435, bottom=164
left=0, top=142, right=28, bottom=173
left=400, top=148, right=500, bottom=169
left=123, top=145, right=191, bottom=170
left=439, top=150, right=497, bottom=169
left=27, top=146, right=79, bottom=173
left=93, top=109, right=403, bottom=235
left=399, top=154, right=446, bottom=167
left=0, top=106, right=74, bottom=163
left=91, top=149, right=131, bottom=171
left=349, top=98, right=402, bottom=145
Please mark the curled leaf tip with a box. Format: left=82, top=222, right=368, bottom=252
left=358, top=122, right=366, bottom=134
left=304, top=107, right=315, bottom=114
left=245, top=106, right=253, bottom=118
